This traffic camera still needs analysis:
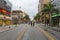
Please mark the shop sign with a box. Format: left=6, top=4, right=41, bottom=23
left=52, top=13, right=58, bottom=17
left=0, top=8, right=10, bottom=14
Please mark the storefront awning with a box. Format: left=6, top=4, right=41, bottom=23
left=0, top=8, right=10, bottom=14
left=51, top=13, right=59, bottom=17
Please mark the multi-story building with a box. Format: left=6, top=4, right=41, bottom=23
left=0, top=0, right=12, bottom=25
left=12, top=10, right=23, bottom=24
left=38, top=0, right=50, bottom=12
left=0, top=0, right=12, bottom=14
left=51, top=0, right=60, bottom=8
left=51, top=0, right=60, bottom=25
left=38, top=0, right=50, bottom=23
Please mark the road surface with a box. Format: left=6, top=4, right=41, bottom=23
left=0, top=24, right=54, bottom=40
left=0, top=24, right=28, bottom=40
left=21, top=25, right=48, bottom=40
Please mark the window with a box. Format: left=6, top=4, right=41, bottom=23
left=4, top=1, right=7, bottom=5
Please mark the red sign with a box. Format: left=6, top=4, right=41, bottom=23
left=0, top=8, right=2, bottom=12
left=6, top=11, right=10, bottom=14
left=0, top=8, right=11, bottom=14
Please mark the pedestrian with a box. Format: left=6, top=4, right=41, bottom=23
left=33, top=22, right=35, bottom=27
left=9, top=26, right=10, bottom=29
left=31, top=21, right=32, bottom=26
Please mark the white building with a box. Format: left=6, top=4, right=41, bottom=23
left=51, top=0, right=60, bottom=9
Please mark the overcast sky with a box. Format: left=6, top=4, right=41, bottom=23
left=9, top=0, right=39, bottom=20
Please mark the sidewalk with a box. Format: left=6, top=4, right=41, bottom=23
left=48, top=28, right=60, bottom=40
left=51, top=27, right=60, bottom=32
left=0, top=26, right=9, bottom=32
left=0, top=25, right=16, bottom=32
left=40, top=23, right=60, bottom=40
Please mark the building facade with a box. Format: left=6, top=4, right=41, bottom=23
left=0, top=0, right=12, bottom=26
left=38, top=0, right=60, bottom=25
left=38, top=0, right=50, bottom=23
left=38, top=0, right=50, bottom=12
left=12, top=10, right=23, bottom=24
left=51, top=0, right=60, bottom=26
left=51, top=0, right=60, bottom=8
left=0, top=0, right=12, bottom=12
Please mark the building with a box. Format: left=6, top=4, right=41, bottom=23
left=0, top=0, right=12, bottom=26
left=38, top=0, right=50, bottom=23
left=51, top=0, right=60, bottom=13
left=51, top=0, right=60, bottom=26
left=51, top=0, right=60, bottom=8
left=0, top=0, right=12, bottom=14
left=12, top=10, right=23, bottom=24
left=38, top=0, right=50, bottom=12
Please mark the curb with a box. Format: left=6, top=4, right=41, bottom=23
left=0, top=26, right=16, bottom=33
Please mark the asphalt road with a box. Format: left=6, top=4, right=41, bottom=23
left=21, top=24, right=48, bottom=40
left=0, top=24, right=28, bottom=40
left=0, top=24, right=49, bottom=40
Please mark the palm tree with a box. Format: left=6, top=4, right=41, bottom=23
left=42, top=2, right=59, bottom=26
left=24, top=14, right=30, bottom=23
left=34, top=13, right=41, bottom=23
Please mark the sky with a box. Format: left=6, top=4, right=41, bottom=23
left=9, top=0, right=39, bottom=20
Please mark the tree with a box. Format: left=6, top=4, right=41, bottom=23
left=42, top=2, right=59, bottom=26
left=24, top=14, right=30, bottom=22
left=34, top=13, right=41, bottom=23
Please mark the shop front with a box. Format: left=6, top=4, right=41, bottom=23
left=4, top=16, right=12, bottom=25
left=0, top=19, right=3, bottom=26
left=4, top=20, right=11, bottom=25
left=51, top=13, right=59, bottom=27
left=0, top=8, right=11, bottom=26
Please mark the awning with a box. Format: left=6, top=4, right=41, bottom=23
left=51, top=13, right=59, bottom=17
left=0, top=8, right=10, bottom=14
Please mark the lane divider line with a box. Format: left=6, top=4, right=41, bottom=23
left=37, top=27, right=55, bottom=40
left=17, top=27, right=27, bottom=40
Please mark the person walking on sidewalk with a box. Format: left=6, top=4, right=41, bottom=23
left=9, top=26, right=10, bottom=29
left=31, top=21, right=32, bottom=26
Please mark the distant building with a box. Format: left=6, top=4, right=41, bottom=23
left=12, top=10, right=23, bottom=18
left=12, top=10, right=23, bottom=24
left=38, top=0, right=50, bottom=23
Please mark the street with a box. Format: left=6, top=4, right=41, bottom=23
left=0, top=24, right=27, bottom=40
left=0, top=0, right=60, bottom=40
left=21, top=24, right=48, bottom=40
left=0, top=24, right=55, bottom=40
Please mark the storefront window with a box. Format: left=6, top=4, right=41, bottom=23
left=4, top=20, right=11, bottom=25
